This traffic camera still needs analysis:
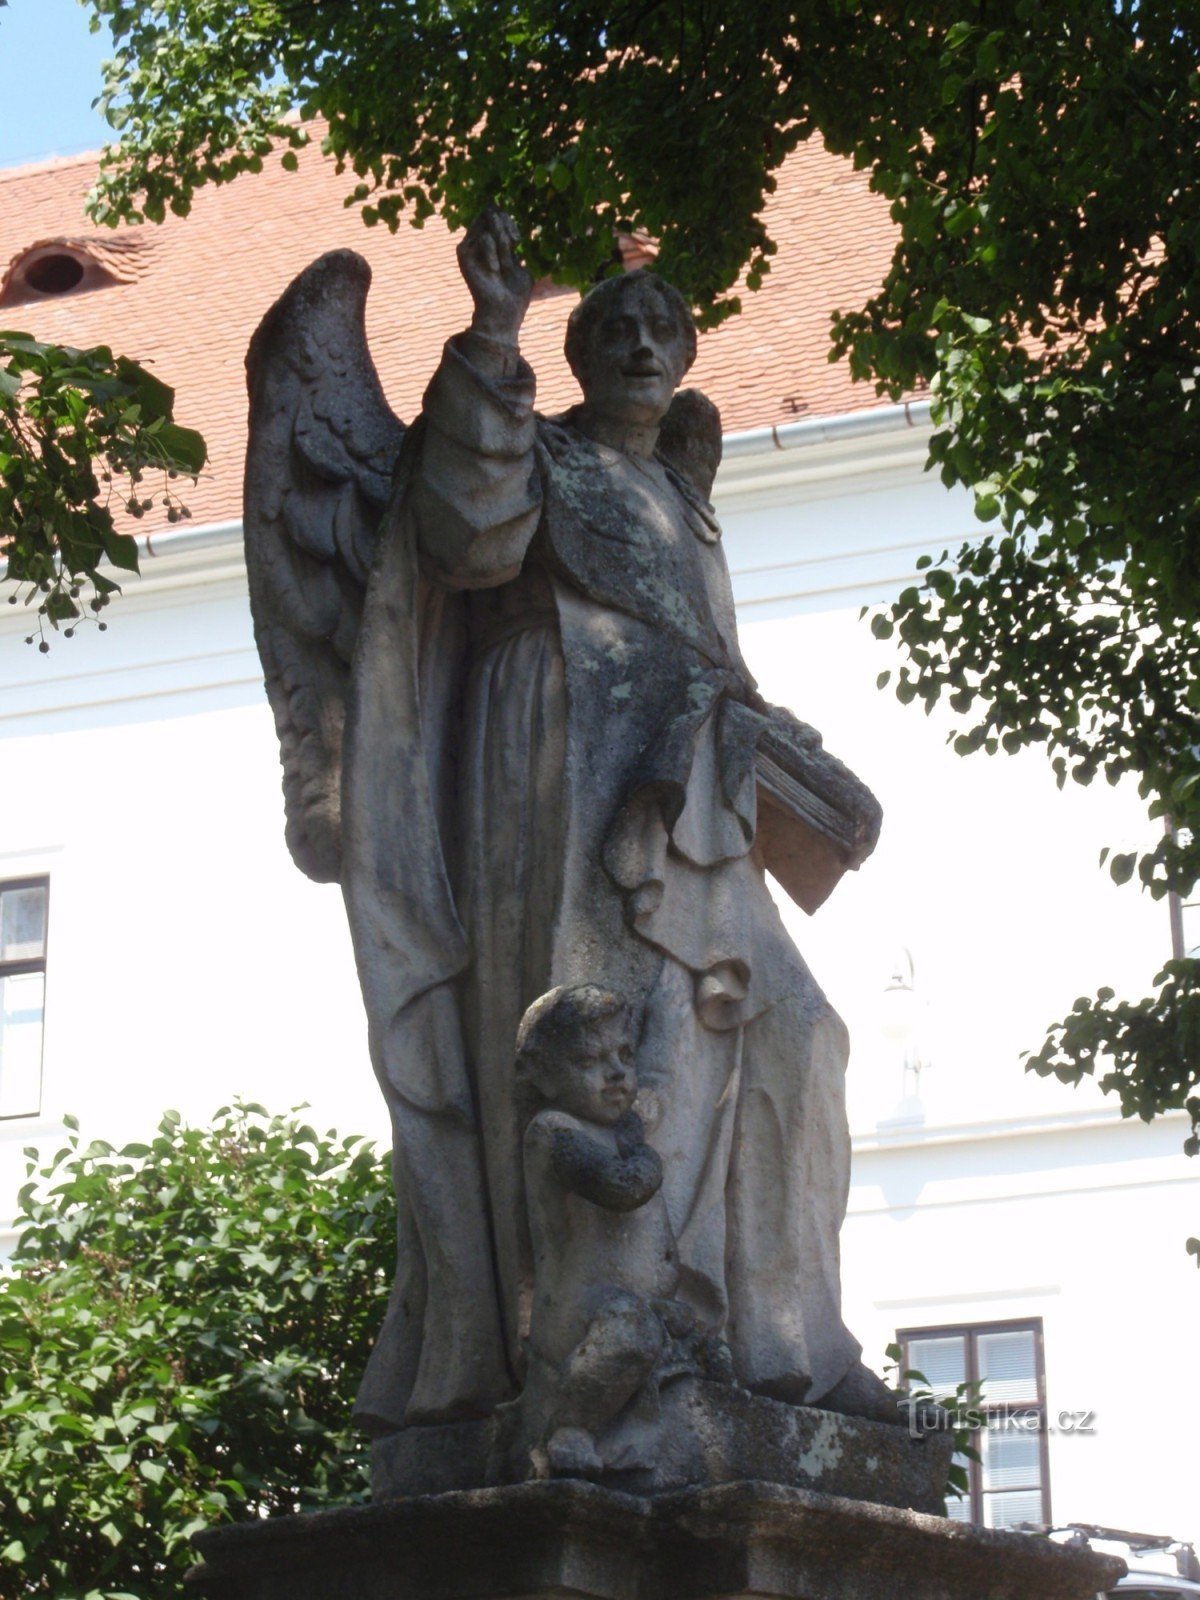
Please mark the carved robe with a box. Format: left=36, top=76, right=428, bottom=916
left=343, top=331, right=860, bottom=1432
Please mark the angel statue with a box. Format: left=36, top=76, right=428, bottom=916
left=244, top=208, right=893, bottom=1448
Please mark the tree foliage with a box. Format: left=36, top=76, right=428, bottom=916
left=0, top=333, right=205, bottom=645
left=82, top=0, right=1199, bottom=1190
left=0, top=1105, right=393, bottom=1599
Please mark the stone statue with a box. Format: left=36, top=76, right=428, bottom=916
left=516, top=982, right=731, bottom=1477
left=244, top=207, right=890, bottom=1464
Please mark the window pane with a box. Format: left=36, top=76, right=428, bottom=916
left=977, top=1329, right=1039, bottom=1405
left=982, top=1417, right=1042, bottom=1491
left=0, top=969, right=45, bottom=1117
left=906, top=1335, right=966, bottom=1397
left=1, top=884, right=47, bottom=962
left=944, top=1494, right=973, bottom=1523
left=983, top=1489, right=1044, bottom=1530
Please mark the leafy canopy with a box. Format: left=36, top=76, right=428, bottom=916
left=0, top=0, right=203, bottom=645
left=83, top=0, right=1200, bottom=1199
left=0, top=333, right=205, bottom=645
left=0, top=1105, right=394, bottom=1599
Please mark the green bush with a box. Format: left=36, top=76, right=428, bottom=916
left=0, top=1104, right=395, bottom=1600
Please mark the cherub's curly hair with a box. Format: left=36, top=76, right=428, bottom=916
left=564, top=271, right=698, bottom=386
left=515, top=984, right=632, bottom=1077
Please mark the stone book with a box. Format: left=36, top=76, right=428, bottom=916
left=755, top=721, right=883, bottom=914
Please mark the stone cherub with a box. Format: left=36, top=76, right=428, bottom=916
left=244, top=205, right=893, bottom=1444
left=516, top=983, right=731, bottom=1477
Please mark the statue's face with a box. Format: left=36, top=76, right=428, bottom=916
left=550, top=1017, right=637, bottom=1126
left=580, top=285, right=690, bottom=427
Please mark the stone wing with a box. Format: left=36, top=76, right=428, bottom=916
left=658, top=387, right=723, bottom=501
left=244, top=250, right=405, bottom=882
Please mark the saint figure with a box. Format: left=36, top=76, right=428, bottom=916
left=244, top=209, right=890, bottom=1440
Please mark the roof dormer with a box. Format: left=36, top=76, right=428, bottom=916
left=0, top=235, right=148, bottom=309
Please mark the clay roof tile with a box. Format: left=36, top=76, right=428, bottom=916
left=0, top=134, right=899, bottom=533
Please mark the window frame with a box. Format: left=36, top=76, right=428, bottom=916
left=1166, top=820, right=1197, bottom=960
left=897, top=1316, right=1052, bottom=1530
left=1169, top=887, right=1194, bottom=960
left=0, top=874, right=50, bottom=1120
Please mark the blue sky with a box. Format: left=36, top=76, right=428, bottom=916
left=0, top=0, right=114, bottom=168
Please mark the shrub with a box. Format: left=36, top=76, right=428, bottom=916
left=0, top=1104, right=394, bottom=1599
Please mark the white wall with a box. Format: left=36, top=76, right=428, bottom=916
left=719, top=432, right=1198, bottom=1548
left=844, top=1114, right=1198, bottom=1538
left=741, top=600, right=1166, bottom=1134
left=0, top=561, right=382, bottom=1225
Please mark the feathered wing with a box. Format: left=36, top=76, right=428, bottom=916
left=244, top=251, right=405, bottom=882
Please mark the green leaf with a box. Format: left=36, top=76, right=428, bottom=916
left=1109, top=852, right=1136, bottom=886
left=101, top=529, right=141, bottom=573
left=117, top=359, right=175, bottom=420
left=154, top=423, right=206, bottom=475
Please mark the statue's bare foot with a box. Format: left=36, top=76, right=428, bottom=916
left=747, top=1371, right=812, bottom=1407
left=816, top=1361, right=905, bottom=1426
left=546, top=1426, right=604, bottom=1477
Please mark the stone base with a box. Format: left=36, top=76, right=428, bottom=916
left=189, top=1478, right=1124, bottom=1600
left=372, top=1377, right=954, bottom=1514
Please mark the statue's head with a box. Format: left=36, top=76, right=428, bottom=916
left=516, top=983, right=637, bottom=1126
left=565, top=271, right=697, bottom=429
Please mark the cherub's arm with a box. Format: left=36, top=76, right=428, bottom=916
left=531, top=1111, right=663, bottom=1212
left=410, top=208, right=542, bottom=590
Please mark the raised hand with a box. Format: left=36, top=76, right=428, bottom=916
left=457, top=206, right=533, bottom=343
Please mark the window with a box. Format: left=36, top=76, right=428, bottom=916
left=0, top=878, right=49, bottom=1118
left=899, top=1318, right=1050, bottom=1531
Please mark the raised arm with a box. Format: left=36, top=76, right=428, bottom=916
left=411, top=208, right=542, bottom=589
left=543, top=1113, right=664, bottom=1213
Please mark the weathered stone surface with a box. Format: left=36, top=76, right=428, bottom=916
left=245, top=208, right=896, bottom=1454
left=189, top=1479, right=1125, bottom=1600
left=371, top=1377, right=955, bottom=1515
left=514, top=984, right=708, bottom=1479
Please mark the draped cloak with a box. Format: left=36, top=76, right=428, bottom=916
left=341, top=332, right=861, bottom=1433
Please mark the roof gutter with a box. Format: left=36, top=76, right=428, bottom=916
left=721, top=397, right=932, bottom=459
left=124, top=399, right=935, bottom=564
left=138, top=517, right=244, bottom=561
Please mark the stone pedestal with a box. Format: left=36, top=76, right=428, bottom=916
left=189, top=1479, right=1123, bottom=1600
left=371, top=1379, right=954, bottom=1515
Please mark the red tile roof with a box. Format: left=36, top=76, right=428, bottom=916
left=0, top=136, right=898, bottom=533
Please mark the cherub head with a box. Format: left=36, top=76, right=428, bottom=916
left=516, top=984, right=638, bottom=1126
left=565, top=272, right=697, bottom=429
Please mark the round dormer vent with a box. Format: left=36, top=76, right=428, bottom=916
left=0, top=236, right=148, bottom=309
left=23, top=251, right=88, bottom=295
